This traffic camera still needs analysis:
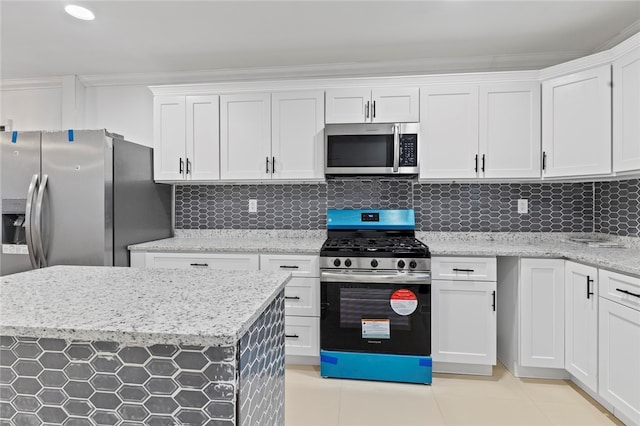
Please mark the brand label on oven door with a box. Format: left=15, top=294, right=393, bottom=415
left=390, top=289, right=418, bottom=316
left=361, top=319, right=390, bottom=339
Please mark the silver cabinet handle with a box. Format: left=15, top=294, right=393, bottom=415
left=34, top=174, right=48, bottom=267
left=393, top=124, right=400, bottom=173
left=25, top=174, right=40, bottom=269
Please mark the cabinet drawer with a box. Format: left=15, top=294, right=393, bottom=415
left=599, top=269, right=640, bottom=310
left=285, top=277, right=320, bottom=317
left=146, top=252, right=259, bottom=270
left=285, top=316, right=319, bottom=357
left=432, top=257, right=497, bottom=281
left=260, top=254, right=319, bottom=278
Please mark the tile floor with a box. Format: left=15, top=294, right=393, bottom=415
left=285, top=363, right=624, bottom=426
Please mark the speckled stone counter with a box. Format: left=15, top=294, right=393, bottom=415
left=130, top=230, right=640, bottom=277
left=0, top=266, right=290, bottom=425
left=129, top=230, right=326, bottom=254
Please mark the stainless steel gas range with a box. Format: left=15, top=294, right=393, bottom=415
left=319, top=209, right=432, bottom=384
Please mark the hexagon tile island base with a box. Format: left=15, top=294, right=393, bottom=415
left=0, top=295, right=285, bottom=426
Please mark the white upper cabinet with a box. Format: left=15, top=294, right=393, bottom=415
left=613, top=45, right=640, bottom=173
left=420, top=81, right=540, bottom=180
left=479, top=83, right=541, bottom=179
left=325, top=87, right=419, bottom=123
left=420, top=85, right=479, bottom=179
left=271, top=91, right=325, bottom=180
left=220, top=93, right=272, bottom=180
left=153, top=95, right=219, bottom=181
left=542, top=66, right=612, bottom=178
left=220, top=91, right=325, bottom=181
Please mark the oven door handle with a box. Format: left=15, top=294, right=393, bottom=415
left=321, top=270, right=431, bottom=284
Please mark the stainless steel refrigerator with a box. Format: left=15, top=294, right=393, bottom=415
left=1, top=129, right=172, bottom=276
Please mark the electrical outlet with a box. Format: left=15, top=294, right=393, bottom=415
left=248, top=199, right=258, bottom=213
left=517, top=199, right=528, bottom=214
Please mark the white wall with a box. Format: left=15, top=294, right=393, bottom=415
left=84, top=85, right=153, bottom=147
left=1, top=87, right=63, bottom=131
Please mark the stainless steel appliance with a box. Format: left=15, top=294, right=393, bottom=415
left=319, top=209, right=432, bottom=384
left=0, top=129, right=172, bottom=276
left=324, top=123, right=419, bottom=176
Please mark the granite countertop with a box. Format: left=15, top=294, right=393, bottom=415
left=0, top=265, right=291, bottom=346
left=130, top=230, right=640, bottom=277
left=129, top=229, right=326, bottom=254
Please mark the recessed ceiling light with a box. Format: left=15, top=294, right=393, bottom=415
left=64, top=4, right=95, bottom=21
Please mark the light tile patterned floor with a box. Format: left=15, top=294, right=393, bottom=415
left=285, top=363, right=624, bottom=426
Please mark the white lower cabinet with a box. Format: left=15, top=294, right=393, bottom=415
left=130, top=250, right=320, bottom=362
left=598, top=270, right=640, bottom=425
left=519, top=259, right=565, bottom=368
left=565, top=261, right=599, bottom=392
left=432, top=279, right=497, bottom=366
left=284, top=316, right=320, bottom=358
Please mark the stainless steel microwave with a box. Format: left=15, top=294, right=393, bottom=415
left=325, top=123, right=419, bottom=176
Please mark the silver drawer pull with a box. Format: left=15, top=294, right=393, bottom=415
left=279, top=265, right=299, bottom=269
left=453, top=268, right=475, bottom=272
left=285, top=296, right=301, bottom=300
left=285, top=334, right=299, bottom=339
left=190, top=263, right=209, bottom=267
left=616, top=288, right=640, bottom=299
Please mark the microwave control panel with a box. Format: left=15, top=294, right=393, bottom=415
left=399, top=135, right=418, bottom=167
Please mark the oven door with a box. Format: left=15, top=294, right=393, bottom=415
left=320, top=270, right=431, bottom=356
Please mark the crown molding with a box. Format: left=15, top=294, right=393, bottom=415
left=80, top=50, right=583, bottom=88
left=0, top=76, right=65, bottom=90
left=594, top=20, right=640, bottom=52
left=148, top=70, right=542, bottom=96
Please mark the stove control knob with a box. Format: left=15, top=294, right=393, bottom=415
left=397, top=260, right=406, bottom=269
left=371, top=259, right=378, bottom=268
left=333, top=259, right=341, bottom=267
left=409, top=260, right=417, bottom=269
left=344, top=259, right=352, bottom=267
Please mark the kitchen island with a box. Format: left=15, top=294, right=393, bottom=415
left=0, top=265, right=291, bottom=426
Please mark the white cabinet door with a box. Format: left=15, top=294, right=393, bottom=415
left=271, top=91, right=324, bottom=180
left=371, top=87, right=419, bottom=123
left=613, top=46, right=640, bottom=173
left=325, top=88, right=370, bottom=124
left=260, top=254, right=319, bottom=278
left=519, top=259, right=564, bottom=368
left=480, top=83, right=541, bottom=179
left=153, top=96, right=186, bottom=181
left=599, top=297, right=640, bottom=425
left=186, top=95, right=220, bottom=180
left=419, top=86, right=479, bottom=179
left=431, top=257, right=497, bottom=281
left=432, top=280, right=497, bottom=365
left=284, top=277, right=320, bottom=317
left=220, top=93, right=271, bottom=180
left=285, top=316, right=320, bottom=357
left=565, top=261, right=598, bottom=392
left=542, top=66, right=612, bottom=177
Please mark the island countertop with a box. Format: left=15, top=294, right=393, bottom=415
left=0, top=265, right=291, bottom=347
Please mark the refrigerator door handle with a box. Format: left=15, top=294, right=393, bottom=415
left=34, top=174, right=49, bottom=267
left=25, top=174, right=40, bottom=268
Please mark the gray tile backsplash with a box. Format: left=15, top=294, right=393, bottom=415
left=595, top=178, right=640, bottom=238
left=174, top=179, right=612, bottom=234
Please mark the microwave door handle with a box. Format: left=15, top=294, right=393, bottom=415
left=393, top=124, right=400, bottom=173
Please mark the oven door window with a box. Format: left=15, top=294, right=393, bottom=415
left=326, top=134, right=394, bottom=168
left=321, top=282, right=431, bottom=356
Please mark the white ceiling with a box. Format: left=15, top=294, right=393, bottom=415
left=1, top=0, right=640, bottom=85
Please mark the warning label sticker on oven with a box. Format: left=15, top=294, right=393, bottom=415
left=361, top=319, right=390, bottom=339
left=390, top=289, right=418, bottom=316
